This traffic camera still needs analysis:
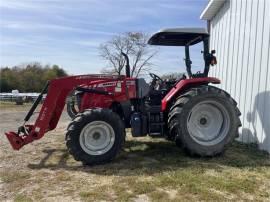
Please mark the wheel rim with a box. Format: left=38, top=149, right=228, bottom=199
left=187, top=100, right=230, bottom=146
left=79, top=121, right=115, bottom=155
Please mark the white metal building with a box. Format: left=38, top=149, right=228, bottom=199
left=201, top=0, right=270, bottom=152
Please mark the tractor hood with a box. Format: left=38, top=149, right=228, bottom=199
left=148, top=28, right=209, bottom=46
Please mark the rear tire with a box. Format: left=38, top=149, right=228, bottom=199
left=168, top=86, right=241, bottom=156
left=66, top=109, right=125, bottom=165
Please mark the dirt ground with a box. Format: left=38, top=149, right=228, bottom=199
left=0, top=103, right=270, bottom=202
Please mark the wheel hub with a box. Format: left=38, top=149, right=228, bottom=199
left=93, top=132, right=101, bottom=140
left=79, top=121, right=115, bottom=155
left=187, top=100, right=230, bottom=146
left=199, top=117, right=207, bottom=125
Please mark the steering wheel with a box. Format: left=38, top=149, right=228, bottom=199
left=149, top=73, right=163, bottom=82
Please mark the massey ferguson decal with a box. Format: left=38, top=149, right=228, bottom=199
left=97, top=82, right=117, bottom=87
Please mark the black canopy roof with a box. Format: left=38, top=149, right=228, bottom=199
left=148, top=28, right=209, bottom=46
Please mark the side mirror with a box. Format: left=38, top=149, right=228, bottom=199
left=210, top=56, right=217, bottom=66
left=209, top=50, right=217, bottom=66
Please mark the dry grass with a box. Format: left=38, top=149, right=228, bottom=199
left=0, top=106, right=270, bottom=201
left=0, top=101, right=32, bottom=106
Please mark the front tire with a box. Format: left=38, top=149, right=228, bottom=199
left=66, top=109, right=125, bottom=165
left=168, top=86, right=241, bottom=156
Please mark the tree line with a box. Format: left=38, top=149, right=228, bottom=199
left=0, top=63, right=68, bottom=92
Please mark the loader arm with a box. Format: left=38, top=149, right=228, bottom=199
left=5, top=74, right=125, bottom=150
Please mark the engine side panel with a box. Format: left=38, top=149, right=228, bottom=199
left=136, top=78, right=150, bottom=98
left=80, top=78, right=137, bottom=110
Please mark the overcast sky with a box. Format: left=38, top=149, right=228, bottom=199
left=0, top=0, right=208, bottom=75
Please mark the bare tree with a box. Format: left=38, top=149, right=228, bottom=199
left=99, top=32, right=157, bottom=77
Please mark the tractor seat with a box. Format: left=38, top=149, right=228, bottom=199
left=148, top=88, right=167, bottom=105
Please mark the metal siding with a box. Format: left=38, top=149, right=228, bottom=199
left=213, top=10, right=221, bottom=78
left=215, top=3, right=225, bottom=82
left=231, top=0, right=242, bottom=99
left=243, top=0, right=256, bottom=142
left=222, top=1, right=231, bottom=91
left=240, top=0, right=253, bottom=142
left=227, top=0, right=236, bottom=94
left=236, top=0, right=247, bottom=117
left=252, top=0, right=266, bottom=144
left=211, top=9, right=221, bottom=78
left=209, top=0, right=270, bottom=152
left=217, top=3, right=225, bottom=89
left=258, top=0, right=270, bottom=151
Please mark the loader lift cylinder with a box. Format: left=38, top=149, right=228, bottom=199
left=24, top=81, right=49, bottom=122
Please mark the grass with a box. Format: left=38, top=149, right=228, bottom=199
left=0, top=170, right=31, bottom=183
left=76, top=139, right=270, bottom=201
left=1, top=105, right=269, bottom=201
left=0, top=101, right=33, bottom=110
left=1, top=135, right=270, bottom=201
left=14, top=194, right=33, bottom=202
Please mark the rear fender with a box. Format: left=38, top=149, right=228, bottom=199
left=161, top=77, right=220, bottom=111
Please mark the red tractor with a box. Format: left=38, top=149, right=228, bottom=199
left=5, top=28, right=241, bottom=165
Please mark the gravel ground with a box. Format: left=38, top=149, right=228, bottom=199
left=0, top=104, right=270, bottom=202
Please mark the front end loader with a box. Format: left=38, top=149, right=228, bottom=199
left=5, top=74, right=136, bottom=150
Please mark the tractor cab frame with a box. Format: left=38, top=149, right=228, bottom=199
left=148, top=28, right=217, bottom=78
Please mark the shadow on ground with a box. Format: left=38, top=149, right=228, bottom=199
left=28, top=137, right=270, bottom=176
